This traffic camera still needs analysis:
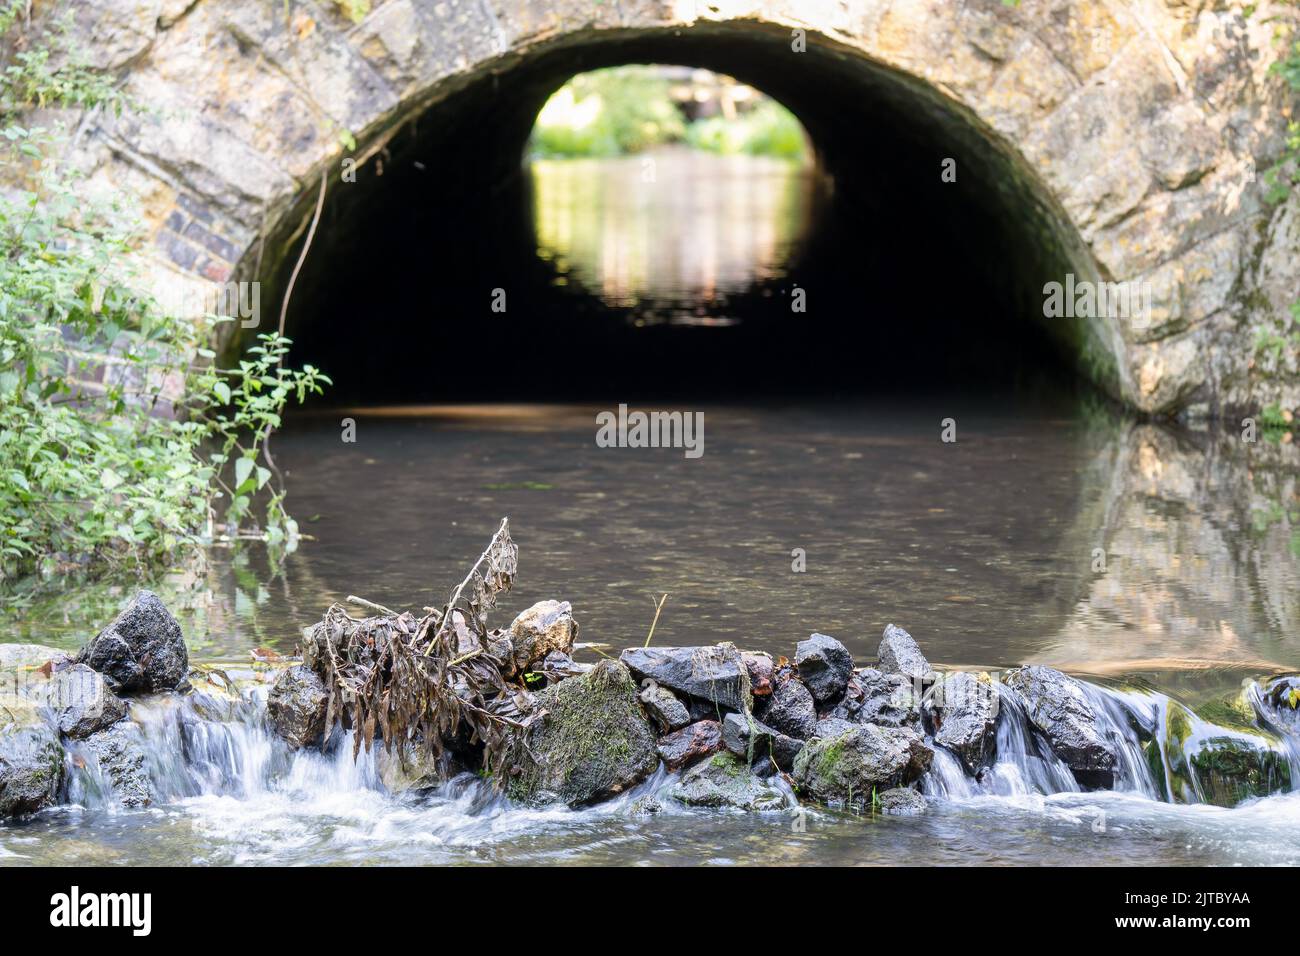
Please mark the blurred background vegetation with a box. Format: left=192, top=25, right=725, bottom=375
left=528, top=65, right=809, bottom=162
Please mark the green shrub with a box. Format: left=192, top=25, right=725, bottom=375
left=0, top=9, right=328, bottom=579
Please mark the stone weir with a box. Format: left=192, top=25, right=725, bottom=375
left=2, top=590, right=1298, bottom=820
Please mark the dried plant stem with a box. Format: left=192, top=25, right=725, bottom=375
left=424, top=516, right=512, bottom=656
left=644, top=593, right=668, bottom=648
left=346, top=595, right=396, bottom=616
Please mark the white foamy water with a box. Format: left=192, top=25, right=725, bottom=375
left=3, top=675, right=1299, bottom=866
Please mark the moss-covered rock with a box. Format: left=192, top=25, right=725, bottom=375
left=668, top=751, right=792, bottom=811
left=1188, top=736, right=1290, bottom=808
left=1160, top=700, right=1290, bottom=807
left=511, top=659, right=658, bottom=806
left=80, top=722, right=153, bottom=808
left=0, top=716, right=65, bottom=818
left=793, top=724, right=932, bottom=807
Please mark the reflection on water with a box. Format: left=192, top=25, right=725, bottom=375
left=5, top=405, right=1297, bottom=693
left=531, top=147, right=818, bottom=318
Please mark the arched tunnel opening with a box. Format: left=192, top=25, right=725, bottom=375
left=268, top=24, right=1104, bottom=408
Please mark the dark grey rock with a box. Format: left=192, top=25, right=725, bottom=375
left=759, top=675, right=817, bottom=739
left=513, top=660, right=658, bottom=806
left=795, top=633, right=854, bottom=704
left=0, top=724, right=64, bottom=818
left=540, top=650, right=591, bottom=684
left=46, top=664, right=128, bottom=739
left=639, top=683, right=690, bottom=733
left=793, top=724, right=933, bottom=806
left=771, top=734, right=805, bottom=773
left=721, top=711, right=776, bottom=760
left=829, top=668, right=920, bottom=730
left=928, top=671, right=999, bottom=774
left=814, top=717, right=857, bottom=739
left=77, top=590, right=189, bottom=694
left=1003, top=665, right=1117, bottom=781
left=877, top=624, right=931, bottom=682
left=83, top=723, right=152, bottom=808
left=668, top=751, right=793, bottom=811
left=877, top=787, right=927, bottom=815
left=656, top=719, right=721, bottom=771
left=619, top=644, right=749, bottom=712
left=267, top=665, right=329, bottom=750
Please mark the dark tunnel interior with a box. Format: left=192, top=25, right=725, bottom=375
left=271, top=25, right=1096, bottom=407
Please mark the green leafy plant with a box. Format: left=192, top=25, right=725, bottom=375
left=0, top=10, right=328, bottom=578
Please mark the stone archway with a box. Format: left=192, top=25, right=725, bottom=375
left=61, top=0, right=1296, bottom=415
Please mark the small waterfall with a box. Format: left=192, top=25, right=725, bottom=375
left=1078, top=683, right=1162, bottom=798
left=55, top=666, right=1300, bottom=821
left=63, top=687, right=380, bottom=812
left=923, top=674, right=1294, bottom=809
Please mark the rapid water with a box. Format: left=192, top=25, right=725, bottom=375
left=4, top=668, right=1298, bottom=866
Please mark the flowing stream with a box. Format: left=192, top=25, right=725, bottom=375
left=4, top=665, right=1299, bottom=866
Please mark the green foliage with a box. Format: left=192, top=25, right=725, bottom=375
left=0, top=1, right=127, bottom=116
left=332, top=0, right=371, bottom=25
left=0, top=10, right=328, bottom=579
left=528, top=66, right=806, bottom=161
left=529, top=66, right=685, bottom=159
left=684, top=98, right=807, bottom=161
left=1263, top=30, right=1300, bottom=203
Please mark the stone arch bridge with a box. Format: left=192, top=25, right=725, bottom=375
left=44, top=0, right=1300, bottom=416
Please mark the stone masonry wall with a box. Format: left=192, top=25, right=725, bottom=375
left=16, top=0, right=1300, bottom=417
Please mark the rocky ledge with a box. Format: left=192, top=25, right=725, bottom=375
left=3, top=590, right=1298, bottom=820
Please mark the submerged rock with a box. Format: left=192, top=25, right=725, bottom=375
left=0, top=723, right=65, bottom=818
left=514, top=660, right=658, bottom=806
left=267, top=665, right=329, bottom=750
left=668, top=751, right=793, bottom=811
left=757, top=673, right=817, bottom=739
left=76, top=590, right=189, bottom=694
left=44, top=664, right=129, bottom=740
left=656, top=719, right=722, bottom=771
left=793, top=724, right=933, bottom=806
left=619, top=644, right=749, bottom=712
left=1003, top=665, right=1117, bottom=787
left=81, top=722, right=152, bottom=808
left=509, top=600, right=577, bottom=672
left=795, top=634, right=853, bottom=704
left=877, top=787, right=927, bottom=815
left=927, top=671, right=998, bottom=774
left=1254, top=675, right=1300, bottom=738
left=877, top=624, right=931, bottom=683
left=829, top=668, right=920, bottom=730
left=1159, top=700, right=1290, bottom=807
left=640, top=683, right=691, bottom=734
left=377, top=743, right=450, bottom=795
